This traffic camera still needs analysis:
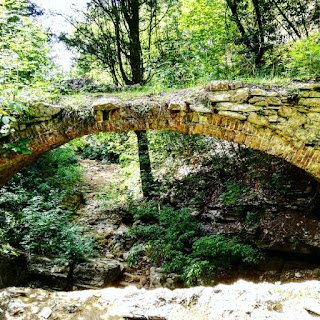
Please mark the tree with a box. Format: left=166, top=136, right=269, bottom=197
left=0, top=0, right=50, bottom=86
left=62, top=0, right=175, bottom=86
left=62, top=0, right=175, bottom=198
left=225, top=0, right=320, bottom=69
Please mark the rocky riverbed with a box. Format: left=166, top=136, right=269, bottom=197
left=1, top=280, right=320, bottom=319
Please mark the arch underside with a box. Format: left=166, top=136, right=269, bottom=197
left=0, top=113, right=319, bottom=188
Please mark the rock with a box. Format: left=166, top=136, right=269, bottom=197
left=251, top=88, right=280, bottom=97
left=1, top=280, right=320, bottom=319
left=40, top=307, right=52, bottom=319
left=190, top=104, right=212, bottom=113
left=216, top=102, right=262, bottom=112
left=149, top=267, right=183, bottom=289
left=206, top=80, right=230, bottom=91
left=304, top=300, right=320, bottom=316
left=29, top=102, right=62, bottom=118
left=92, top=98, right=124, bottom=110
left=7, top=299, right=25, bottom=316
left=249, top=96, right=282, bottom=106
left=73, top=258, right=124, bottom=289
left=298, top=97, right=320, bottom=107
left=207, top=88, right=250, bottom=104
left=0, top=254, right=28, bottom=289
left=247, top=113, right=270, bottom=126
left=168, top=100, right=188, bottom=111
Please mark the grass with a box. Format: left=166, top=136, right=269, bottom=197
left=7, top=74, right=307, bottom=113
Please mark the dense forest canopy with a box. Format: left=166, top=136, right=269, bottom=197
left=60, top=0, right=320, bottom=85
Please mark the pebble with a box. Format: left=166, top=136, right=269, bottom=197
left=40, top=307, right=52, bottom=319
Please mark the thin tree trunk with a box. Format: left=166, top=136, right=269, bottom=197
left=135, top=130, right=155, bottom=199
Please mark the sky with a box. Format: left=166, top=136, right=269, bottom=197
left=32, top=0, right=88, bottom=70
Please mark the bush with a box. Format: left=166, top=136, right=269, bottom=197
left=0, top=146, right=95, bottom=267
left=20, top=197, right=95, bottom=264
left=128, top=203, right=262, bottom=286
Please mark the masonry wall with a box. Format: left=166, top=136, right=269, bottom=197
left=0, top=81, right=319, bottom=187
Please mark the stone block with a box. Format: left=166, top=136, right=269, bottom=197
left=268, top=115, right=279, bottom=122
left=190, top=104, right=212, bottom=113
left=218, top=111, right=247, bottom=120
left=247, top=113, right=269, bottom=126
left=206, top=80, right=229, bottom=91
left=92, top=98, right=123, bottom=110
left=207, top=88, right=250, bottom=103
left=298, top=98, right=320, bottom=107
left=307, top=112, right=320, bottom=122
left=229, top=81, right=243, bottom=89
left=249, top=96, right=282, bottom=106
left=251, top=88, right=280, bottom=96
left=216, top=102, right=262, bottom=112
left=299, top=91, right=320, bottom=98
left=293, top=83, right=320, bottom=90
left=278, top=106, right=299, bottom=118
left=29, top=102, right=62, bottom=117
left=24, top=116, right=52, bottom=123
left=95, top=110, right=103, bottom=122
left=168, top=100, right=188, bottom=111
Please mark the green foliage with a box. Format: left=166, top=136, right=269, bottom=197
left=285, top=31, right=320, bottom=80
left=220, top=181, right=247, bottom=206
left=185, top=235, right=262, bottom=285
left=153, top=0, right=234, bottom=87
left=245, top=211, right=261, bottom=225
left=0, top=146, right=94, bottom=265
left=1, top=138, right=31, bottom=157
left=20, top=198, right=95, bottom=264
left=74, top=132, right=134, bottom=164
left=0, top=89, right=31, bottom=156
left=269, top=172, right=293, bottom=195
left=128, top=203, right=262, bottom=285
left=12, top=147, right=83, bottom=197
left=0, top=0, right=51, bottom=86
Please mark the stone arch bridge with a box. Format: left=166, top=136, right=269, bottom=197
left=0, top=81, right=319, bottom=187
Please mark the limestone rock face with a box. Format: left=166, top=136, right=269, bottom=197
left=28, top=256, right=124, bottom=290
left=1, top=281, right=320, bottom=319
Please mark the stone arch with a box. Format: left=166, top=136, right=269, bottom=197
left=0, top=81, right=319, bottom=187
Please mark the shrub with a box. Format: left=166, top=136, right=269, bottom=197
left=220, top=181, right=247, bottom=206
left=128, top=203, right=262, bottom=286
left=0, top=146, right=95, bottom=267
left=20, top=197, right=95, bottom=264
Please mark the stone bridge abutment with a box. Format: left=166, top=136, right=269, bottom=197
left=0, top=81, right=319, bottom=187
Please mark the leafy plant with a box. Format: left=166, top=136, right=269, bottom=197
left=128, top=203, right=262, bottom=286
left=0, top=146, right=93, bottom=267
left=20, top=197, right=95, bottom=264
left=285, top=31, right=320, bottom=80
left=1, top=138, right=31, bottom=157
left=245, top=211, right=261, bottom=225
left=220, top=181, right=247, bottom=206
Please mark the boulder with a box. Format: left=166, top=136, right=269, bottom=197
left=149, top=267, right=183, bottom=289
left=73, top=258, right=124, bottom=289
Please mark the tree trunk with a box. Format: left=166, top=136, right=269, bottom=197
left=135, top=130, right=155, bottom=199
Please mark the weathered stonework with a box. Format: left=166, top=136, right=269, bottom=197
left=0, top=81, right=319, bottom=187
